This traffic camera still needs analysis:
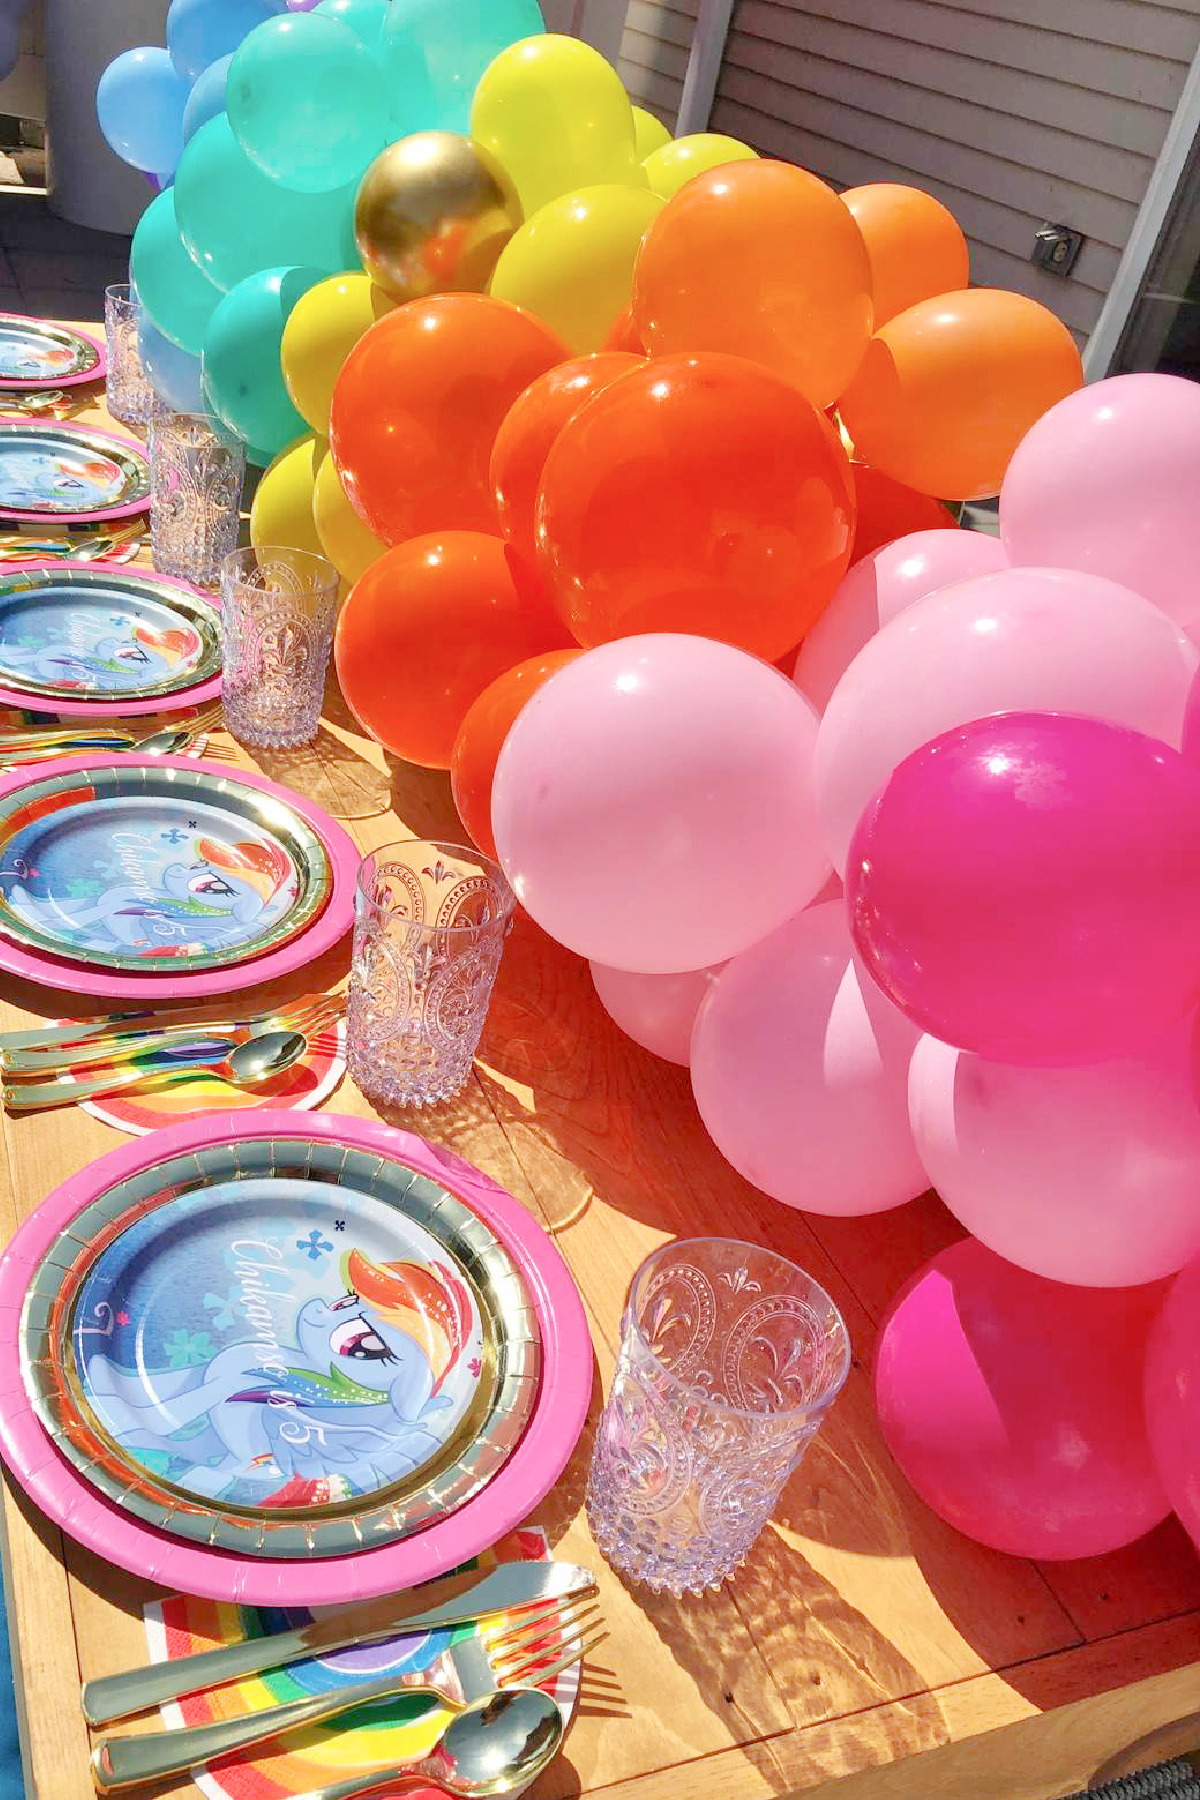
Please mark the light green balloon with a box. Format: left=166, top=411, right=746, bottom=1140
left=228, top=14, right=387, bottom=194
left=174, top=114, right=359, bottom=291
left=316, top=0, right=389, bottom=54
left=203, top=265, right=325, bottom=460
left=131, top=190, right=223, bottom=355
left=382, top=0, right=545, bottom=135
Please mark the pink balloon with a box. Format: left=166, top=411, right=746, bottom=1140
left=794, top=528, right=1008, bottom=712
left=493, top=636, right=831, bottom=973
left=816, top=565, right=1199, bottom=873
left=1145, top=1258, right=1200, bottom=1554
left=691, top=901, right=926, bottom=1215
left=848, top=711, right=1200, bottom=1066
left=875, top=1240, right=1171, bottom=1559
left=1000, top=373, right=1200, bottom=625
left=908, top=1016, right=1200, bottom=1285
left=590, top=961, right=721, bottom=1065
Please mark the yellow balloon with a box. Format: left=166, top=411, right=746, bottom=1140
left=471, top=35, right=640, bottom=219
left=633, top=106, right=671, bottom=162
left=643, top=134, right=759, bottom=201
left=490, top=184, right=663, bottom=355
left=250, top=433, right=326, bottom=560
left=313, top=449, right=387, bottom=585
left=280, top=273, right=393, bottom=437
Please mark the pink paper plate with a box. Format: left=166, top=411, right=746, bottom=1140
left=0, top=316, right=106, bottom=393
left=0, top=1110, right=592, bottom=1604
left=0, top=418, right=150, bottom=525
left=0, top=754, right=358, bottom=1000
left=0, top=563, right=221, bottom=717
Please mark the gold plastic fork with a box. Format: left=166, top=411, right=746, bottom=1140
left=92, top=1596, right=605, bottom=1790
left=0, top=703, right=224, bottom=754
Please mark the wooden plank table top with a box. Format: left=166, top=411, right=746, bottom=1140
left=1, top=353, right=1199, bottom=1800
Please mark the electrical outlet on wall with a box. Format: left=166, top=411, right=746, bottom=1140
left=1033, top=223, right=1085, bottom=277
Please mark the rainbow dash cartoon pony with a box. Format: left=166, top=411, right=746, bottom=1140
left=84, top=1252, right=475, bottom=1504
left=0, top=619, right=202, bottom=694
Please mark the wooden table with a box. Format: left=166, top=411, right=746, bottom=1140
left=2, top=363, right=1199, bottom=1800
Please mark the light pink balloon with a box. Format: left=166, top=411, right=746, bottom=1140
left=1000, top=373, right=1200, bottom=625
left=816, top=564, right=1199, bottom=872
left=492, top=636, right=831, bottom=973
left=908, top=1017, right=1200, bottom=1286
left=875, top=1239, right=1171, bottom=1560
left=690, top=901, right=927, bottom=1216
left=590, top=961, right=722, bottom=1065
left=1145, top=1257, right=1200, bottom=1555
left=794, top=528, right=1008, bottom=711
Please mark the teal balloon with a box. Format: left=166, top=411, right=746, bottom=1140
left=130, top=190, right=223, bottom=354
left=381, top=0, right=546, bottom=135
left=315, top=0, right=388, bottom=55
left=174, top=115, right=359, bottom=290
left=202, top=266, right=324, bottom=458
left=227, top=14, right=387, bottom=194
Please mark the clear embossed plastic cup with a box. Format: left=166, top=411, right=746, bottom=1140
left=349, top=839, right=517, bottom=1109
left=586, top=1237, right=851, bottom=1595
left=104, top=284, right=162, bottom=428
left=218, top=545, right=338, bottom=747
left=149, top=412, right=245, bottom=587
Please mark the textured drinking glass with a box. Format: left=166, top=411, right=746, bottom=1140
left=149, top=412, right=245, bottom=587
left=104, top=285, right=162, bottom=427
left=218, top=545, right=338, bottom=747
left=586, top=1238, right=851, bottom=1595
left=349, top=839, right=517, bottom=1108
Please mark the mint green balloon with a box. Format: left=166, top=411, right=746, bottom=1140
left=174, top=115, right=359, bottom=291
left=203, top=266, right=325, bottom=460
left=131, top=190, right=223, bottom=354
left=228, top=14, right=387, bottom=194
left=316, top=0, right=388, bottom=54
left=382, top=0, right=545, bottom=135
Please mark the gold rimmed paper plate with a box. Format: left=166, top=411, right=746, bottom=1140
left=0, top=316, right=102, bottom=388
left=19, top=1136, right=542, bottom=1558
left=0, top=762, right=332, bottom=972
left=0, top=421, right=149, bottom=519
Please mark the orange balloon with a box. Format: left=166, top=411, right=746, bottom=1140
left=838, top=289, right=1084, bottom=501
left=328, top=294, right=569, bottom=547
left=451, top=650, right=583, bottom=857
left=603, top=304, right=645, bottom=354
left=491, top=351, right=643, bottom=595
left=632, top=160, right=873, bottom=409
left=843, top=184, right=970, bottom=328
left=537, top=351, right=856, bottom=661
left=334, top=532, right=571, bottom=769
left=850, top=463, right=957, bottom=563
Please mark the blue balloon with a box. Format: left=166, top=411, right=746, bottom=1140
left=315, top=0, right=388, bottom=54
left=138, top=314, right=206, bottom=414
left=381, top=0, right=545, bottom=134
left=182, top=53, right=233, bottom=144
left=96, top=46, right=191, bottom=175
left=167, top=0, right=285, bottom=82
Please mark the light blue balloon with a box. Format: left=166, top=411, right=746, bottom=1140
left=167, top=0, right=285, bottom=82
left=202, top=265, right=324, bottom=458
left=182, top=53, right=233, bottom=144
left=227, top=14, right=387, bottom=194
left=96, top=46, right=190, bottom=174
left=315, top=0, right=388, bottom=55
left=381, top=0, right=545, bottom=135
left=138, top=314, right=206, bottom=413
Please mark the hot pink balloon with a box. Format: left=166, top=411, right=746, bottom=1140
left=691, top=900, right=926, bottom=1216
left=816, top=565, right=1199, bottom=873
left=1145, top=1257, right=1200, bottom=1554
left=875, top=1239, right=1170, bottom=1559
left=1000, top=373, right=1200, bottom=627
left=848, top=711, right=1200, bottom=1066
left=908, top=1016, right=1200, bottom=1286
left=492, top=636, right=831, bottom=973
left=794, top=528, right=1008, bottom=712
left=590, top=961, right=722, bottom=1065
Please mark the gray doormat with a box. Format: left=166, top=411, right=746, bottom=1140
left=1068, top=1759, right=1200, bottom=1799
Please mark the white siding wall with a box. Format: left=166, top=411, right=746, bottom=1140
left=707, top=0, right=1200, bottom=343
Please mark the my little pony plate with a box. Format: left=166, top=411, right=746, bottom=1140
left=0, top=316, right=104, bottom=391
left=0, top=1112, right=591, bottom=1604
left=0, top=420, right=150, bottom=524
left=22, top=1135, right=540, bottom=1557
left=0, top=761, right=332, bottom=973
left=0, top=565, right=220, bottom=705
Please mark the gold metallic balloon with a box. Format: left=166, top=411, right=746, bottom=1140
left=354, top=131, right=523, bottom=304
